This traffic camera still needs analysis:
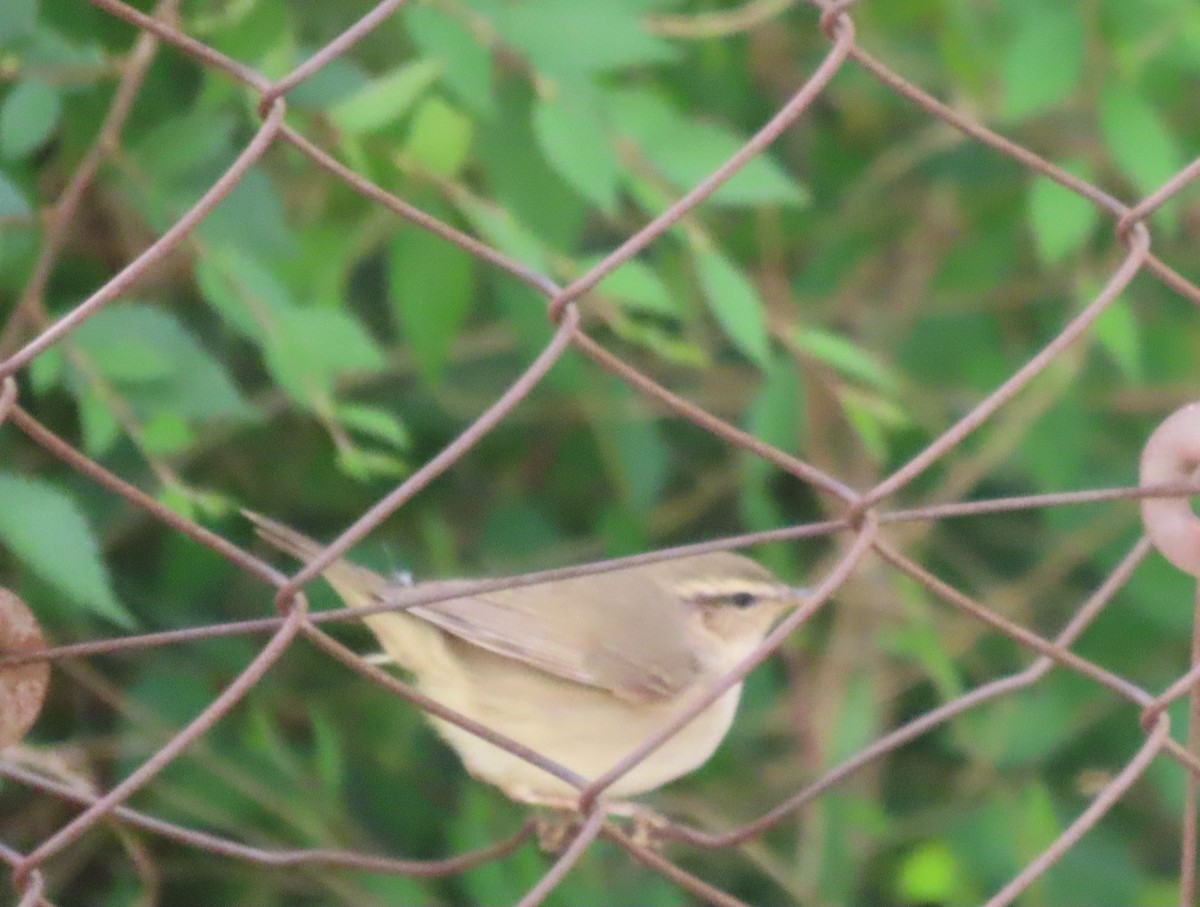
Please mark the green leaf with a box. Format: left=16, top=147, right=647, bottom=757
left=281, top=223, right=362, bottom=307
left=456, top=786, right=546, bottom=905
left=746, top=353, right=804, bottom=453
left=896, top=842, right=968, bottom=905
left=694, top=249, right=771, bottom=367
left=741, top=354, right=804, bottom=556
left=403, top=96, right=473, bottom=177
left=0, top=0, right=37, bottom=47
left=0, top=79, right=61, bottom=159
left=77, top=386, right=121, bottom=456
left=496, top=0, right=679, bottom=78
left=71, top=304, right=253, bottom=422
left=337, top=404, right=411, bottom=451
left=1020, top=388, right=1088, bottom=488
left=607, top=400, right=669, bottom=514
left=475, top=80, right=590, bottom=245
left=1141, top=881, right=1187, bottom=907
left=455, top=195, right=549, bottom=271
left=1092, top=296, right=1141, bottom=379
left=264, top=307, right=386, bottom=406
left=879, top=585, right=965, bottom=703
left=156, top=484, right=197, bottom=522
left=0, top=474, right=134, bottom=627
left=1037, top=810, right=1141, bottom=907
left=1099, top=86, right=1185, bottom=213
left=389, top=219, right=476, bottom=384
left=307, top=707, right=345, bottom=795
left=795, top=327, right=899, bottom=392
left=73, top=320, right=175, bottom=383
left=358, top=873, right=435, bottom=907
left=607, top=314, right=707, bottom=366
left=327, top=60, right=442, bottom=134
left=128, top=108, right=238, bottom=187
left=1016, top=783, right=1062, bottom=855
left=532, top=93, right=621, bottom=215
left=140, top=412, right=193, bottom=454
left=957, top=685, right=1089, bottom=768
left=1001, top=6, right=1084, bottom=119
left=196, top=168, right=295, bottom=261
left=839, top=386, right=907, bottom=462
left=28, top=346, right=63, bottom=393
left=1027, top=162, right=1099, bottom=263
left=480, top=503, right=562, bottom=562
left=197, top=246, right=295, bottom=339
left=335, top=446, right=410, bottom=481
left=829, top=670, right=878, bottom=764
left=583, top=255, right=678, bottom=317
left=0, top=168, right=30, bottom=216
left=899, top=312, right=1007, bottom=392
left=284, top=54, right=370, bottom=110
left=606, top=86, right=808, bottom=208
left=22, top=25, right=104, bottom=70
left=404, top=5, right=494, bottom=114
left=206, top=0, right=288, bottom=67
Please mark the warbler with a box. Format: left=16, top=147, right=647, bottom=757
left=247, top=512, right=805, bottom=807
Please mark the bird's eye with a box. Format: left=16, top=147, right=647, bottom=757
left=729, top=591, right=756, bottom=608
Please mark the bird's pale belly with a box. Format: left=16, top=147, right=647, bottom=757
left=424, top=644, right=744, bottom=802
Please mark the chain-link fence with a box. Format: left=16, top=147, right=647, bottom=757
left=3, top=0, right=1200, bottom=904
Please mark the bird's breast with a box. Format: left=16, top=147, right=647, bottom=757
left=424, top=643, right=745, bottom=800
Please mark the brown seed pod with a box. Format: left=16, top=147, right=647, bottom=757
left=0, top=587, right=50, bottom=751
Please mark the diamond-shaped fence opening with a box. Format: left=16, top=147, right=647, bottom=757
left=2, top=1, right=1200, bottom=904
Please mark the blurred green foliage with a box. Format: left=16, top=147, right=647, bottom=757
left=2, top=0, right=1200, bottom=904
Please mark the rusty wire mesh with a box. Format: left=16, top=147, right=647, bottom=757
left=3, top=0, right=1200, bottom=904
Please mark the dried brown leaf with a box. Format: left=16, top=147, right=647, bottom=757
left=0, top=587, right=50, bottom=750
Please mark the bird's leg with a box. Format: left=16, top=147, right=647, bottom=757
left=510, top=790, right=671, bottom=852
left=603, top=801, right=671, bottom=849
left=508, top=792, right=583, bottom=852
left=533, top=809, right=578, bottom=853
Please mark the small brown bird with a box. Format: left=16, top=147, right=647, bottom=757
left=247, top=512, right=805, bottom=808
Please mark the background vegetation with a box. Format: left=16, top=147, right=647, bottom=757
left=2, top=0, right=1200, bottom=903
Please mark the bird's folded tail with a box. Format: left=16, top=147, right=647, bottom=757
left=242, top=510, right=389, bottom=607
left=243, top=511, right=466, bottom=682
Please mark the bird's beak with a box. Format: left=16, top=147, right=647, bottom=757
left=766, top=586, right=809, bottom=619
left=782, top=586, right=810, bottom=607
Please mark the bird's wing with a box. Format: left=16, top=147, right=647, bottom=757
left=245, top=511, right=704, bottom=701
left=402, top=568, right=703, bottom=702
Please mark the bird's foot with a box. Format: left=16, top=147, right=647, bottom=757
left=523, top=795, right=670, bottom=852
left=533, top=809, right=577, bottom=853
left=606, top=802, right=670, bottom=849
